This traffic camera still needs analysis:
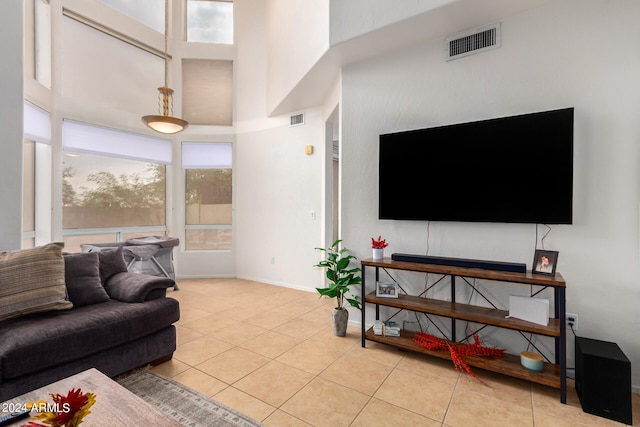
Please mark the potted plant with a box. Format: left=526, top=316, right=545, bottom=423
left=371, top=236, right=388, bottom=259
left=314, top=239, right=362, bottom=336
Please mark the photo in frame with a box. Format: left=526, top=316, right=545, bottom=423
left=376, top=281, right=398, bottom=298
left=532, top=250, right=559, bottom=275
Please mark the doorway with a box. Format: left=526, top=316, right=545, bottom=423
left=325, top=106, right=340, bottom=247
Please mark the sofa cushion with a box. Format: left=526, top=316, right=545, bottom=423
left=0, top=298, right=180, bottom=381
left=0, top=243, right=73, bottom=321
left=63, top=252, right=110, bottom=307
left=94, top=246, right=128, bottom=283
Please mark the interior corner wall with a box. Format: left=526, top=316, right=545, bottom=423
left=234, top=0, right=325, bottom=291
left=234, top=107, right=325, bottom=291
left=265, top=0, right=330, bottom=114
left=0, top=0, right=24, bottom=250
left=328, top=0, right=453, bottom=45
left=339, top=0, right=640, bottom=389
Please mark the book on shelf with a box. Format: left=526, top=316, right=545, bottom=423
left=373, top=320, right=401, bottom=336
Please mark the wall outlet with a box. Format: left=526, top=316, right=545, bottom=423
left=566, top=313, right=578, bottom=332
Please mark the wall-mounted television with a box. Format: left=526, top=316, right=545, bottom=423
left=378, top=108, right=574, bottom=224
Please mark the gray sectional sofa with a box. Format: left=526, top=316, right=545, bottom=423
left=0, top=243, right=180, bottom=401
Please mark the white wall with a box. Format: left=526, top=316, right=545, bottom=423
left=234, top=108, right=325, bottom=290
left=234, top=0, right=326, bottom=290
left=340, top=0, right=640, bottom=388
left=329, top=0, right=452, bottom=45
left=265, top=0, right=330, bottom=114
left=0, top=0, right=24, bottom=250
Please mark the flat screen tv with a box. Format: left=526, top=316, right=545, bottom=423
left=379, top=108, right=573, bottom=224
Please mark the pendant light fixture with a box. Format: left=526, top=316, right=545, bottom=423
left=142, top=0, right=188, bottom=134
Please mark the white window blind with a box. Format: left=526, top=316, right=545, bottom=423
left=182, top=142, right=232, bottom=169
left=63, top=120, right=172, bottom=164
left=24, top=101, right=51, bottom=143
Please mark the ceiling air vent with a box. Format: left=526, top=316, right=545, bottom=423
left=290, top=112, right=305, bottom=127
left=446, top=23, right=501, bottom=61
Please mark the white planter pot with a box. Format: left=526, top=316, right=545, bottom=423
left=372, top=248, right=384, bottom=260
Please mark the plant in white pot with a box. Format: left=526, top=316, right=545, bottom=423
left=371, top=235, right=388, bottom=260
left=314, top=239, right=362, bottom=337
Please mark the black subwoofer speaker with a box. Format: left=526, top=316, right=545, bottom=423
left=575, top=336, right=632, bottom=424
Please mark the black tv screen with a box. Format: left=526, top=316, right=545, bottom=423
left=379, top=108, right=574, bottom=224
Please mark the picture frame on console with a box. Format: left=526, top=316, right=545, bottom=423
left=376, top=281, right=398, bottom=298
left=532, top=250, right=559, bottom=275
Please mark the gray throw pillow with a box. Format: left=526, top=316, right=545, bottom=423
left=64, top=252, right=110, bottom=307
left=94, top=246, right=128, bottom=284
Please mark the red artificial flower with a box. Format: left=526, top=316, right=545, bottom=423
left=25, top=388, right=96, bottom=427
left=371, top=236, right=388, bottom=249
left=413, top=331, right=505, bottom=383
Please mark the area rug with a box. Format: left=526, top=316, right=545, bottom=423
left=116, top=369, right=264, bottom=427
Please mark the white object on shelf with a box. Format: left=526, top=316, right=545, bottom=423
left=506, top=295, right=549, bottom=326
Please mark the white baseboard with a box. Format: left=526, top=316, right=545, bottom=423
left=235, top=274, right=315, bottom=293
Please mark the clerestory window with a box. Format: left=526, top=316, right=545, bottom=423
left=186, top=0, right=233, bottom=44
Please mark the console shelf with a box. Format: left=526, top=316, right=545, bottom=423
left=365, top=292, right=562, bottom=337
left=364, top=328, right=561, bottom=388
left=361, top=257, right=567, bottom=403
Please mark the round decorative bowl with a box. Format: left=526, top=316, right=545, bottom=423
left=520, top=351, right=544, bottom=372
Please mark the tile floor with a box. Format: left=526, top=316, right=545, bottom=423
left=152, top=278, right=639, bottom=427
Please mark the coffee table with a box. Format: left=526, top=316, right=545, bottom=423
left=1, top=368, right=181, bottom=426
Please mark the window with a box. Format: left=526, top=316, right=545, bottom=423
left=183, top=142, right=232, bottom=250
left=34, top=0, right=52, bottom=88
left=62, top=153, right=166, bottom=228
left=22, top=140, right=36, bottom=249
left=95, top=0, right=164, bottom=33
left=62, top=121, right=170, bottom=252
left=182, top=59, right=233, bottom=126
left=23, top=102, right=51, bottom=248
left=187, top=0, right=233, bottom=44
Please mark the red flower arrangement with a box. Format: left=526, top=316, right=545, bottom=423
left=371, top=236, right=388, bottom=249
left=22, top=388, right=96, bottom=427
left=413, top=331, right=505, bottom=383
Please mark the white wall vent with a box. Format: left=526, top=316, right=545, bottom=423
left=290, top=112, right=305, bottom=127
left=446, top=23, right=501, bottom=61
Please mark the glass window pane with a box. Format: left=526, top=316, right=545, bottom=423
left=185, top=229, right=231, bottom=250
left=95, top=0, right=164, bottom=33
left=35, top=0, right=52, bottom=88
left=22, top=238, right=35, bottom=249
left=187, top=0, right=233, bottom=44
left=63, top=232, right=168, bottom=254
left=185, top=169, right=232, bottom=225
left=185, top=168, right=232, bottom=250
left=62, top=152, right=166, bottom=229
left=63, top=233, right=117, bottom=254
left=23, top=140, right=35, bottom=234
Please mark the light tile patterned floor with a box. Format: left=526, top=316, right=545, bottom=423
left=152, top=278, right=639, bottom=427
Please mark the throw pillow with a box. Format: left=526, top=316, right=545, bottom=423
left=0, top=242, right=73, bottom=321
left=84, top=246, right=128, bottom=284
left=64, top=252, right=110, bottom=307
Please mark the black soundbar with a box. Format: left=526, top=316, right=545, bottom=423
left=391, top=253, right=527, bottom=273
